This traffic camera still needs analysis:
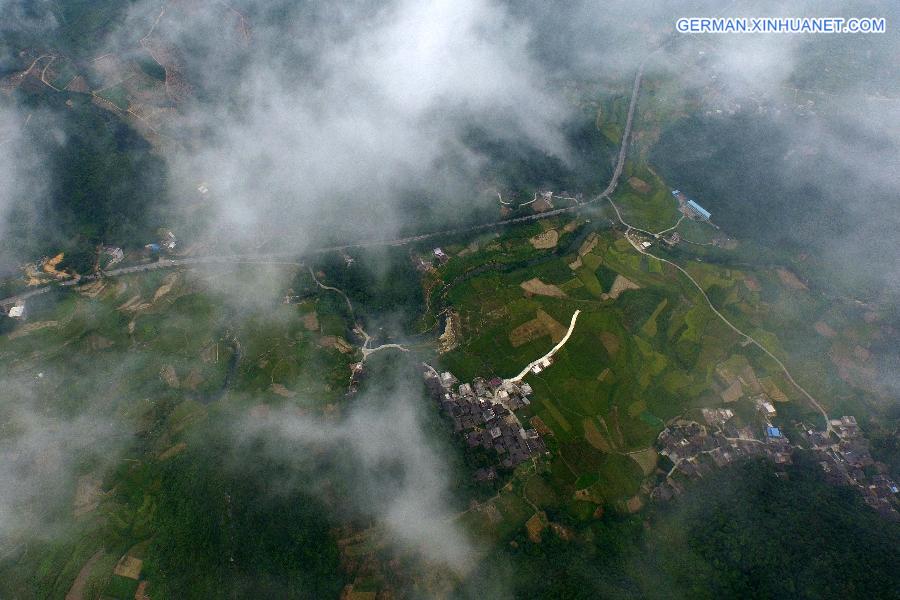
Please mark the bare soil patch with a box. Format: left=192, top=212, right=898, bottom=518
left=319, top=335, right=354, bottom=353
left=8, top=320, right=58, bottom=340
left=65, top=550, right=104, bottom=600
left=814, top=321, right=837, bottom=338
left=152, top=272, right=179, bottom=303
left=270, top=383, right=297, bottom=398
left=160, top=365, right=180, bottom=388
left=720, top=379, right=743, bottom=403
left=525, top=512, right=548, bottom=543
left=113, top=555, right=143, bottom=580
left=536, top=309, right=566, bottom=343
left=509, top=310, right=566, bottom=348
left=606, top=275, right=640, bottom=300
left=520, top=277, right=567, bottom=298
left=599, top=332, right=620, bottom=357
left=183, top=369, right=204, bottom=391
left=77, top=280, right=107, bottom=299
left=578, top=233, right=599, bottom=257
left=583, top=419, right=612, bottom=452
left=87, top=335, right=114, bottom=350
left=510, top=317, right=547, bottom=348
left=529, top=229, right=559, bottom=249
left=65, top=75, right=89, bottom=93
left=439, top=312, right=460, bottom=354
left=117, top=295, right=148, bottom=312
left=301, top=312, right=319, bottom=331
left=628, top=448, right=658, bottom=476
left=628, top=177, right=651, bottom=194
left=624, top=495, right=644, bottom=513
left=73, top=476, right=103, bottom=517
left=743, top=276, right=762, bottom=292
left=482, top=503, right=503, bottom=524
left=135, top=581, right=150, bottom=600
left=159, top=442, right=187, bottom=461
left=530, top=416, right=552, bottom=436
left=853, top=345, right=871, bottom=362
left=776, top=268, right=808, bottom=291
left=551, top=523, right=575, bottom=541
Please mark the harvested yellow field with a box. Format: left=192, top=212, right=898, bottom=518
left=525, top=511, right=548, bottom=543
left=627, top=399, right=647, bottom=418
left=520, top=277, right=567, bottom=298
left=43, top=253, right=67, bottom=278
left=540, top=399, right=572, bottom=432
left=583, top=418, right=612, bottom=452
left=628, top=448, right=659, bottom=476
left=759, top=377, right=788, bottom=402
left=113, top=555, right=143, bottom=580
left=153, top=272, right=179, bottom=303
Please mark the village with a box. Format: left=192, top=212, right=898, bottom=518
left=423, top=367, right=548, bottom=481
left=652, top=406, right=899, bottom=520
left=799, top=416, right=900, bottom=519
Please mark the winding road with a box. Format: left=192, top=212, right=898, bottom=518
left=507, top=310, right=581, bottom=383
left=609, top=202, right=832, bottom=432
left=1, top=44, right=648, bottom=310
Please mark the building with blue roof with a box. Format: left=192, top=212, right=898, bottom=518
left=686, top=199, right=712, bottom=220
left=767, top=426, right=782, bottom=438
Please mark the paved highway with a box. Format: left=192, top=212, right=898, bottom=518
left=2, top=54, right=648, bottom=308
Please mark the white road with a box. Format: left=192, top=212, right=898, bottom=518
left=506, top=309, right=581, bottom=383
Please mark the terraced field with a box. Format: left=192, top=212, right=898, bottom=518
left=433, top=211, right=881, bottom=539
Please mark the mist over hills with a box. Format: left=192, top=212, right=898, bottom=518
left=0, top=1, right=898, bottom=598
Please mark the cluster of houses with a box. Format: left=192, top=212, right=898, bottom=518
left=651, top=407, right=899, bottom=519
left=799, top=415, right=899, bottom=520
left=423, top=368, right=547, bottom=481
left=650, top=408, right=793, bottom=502
left=1, top=302, right=26, bottom=319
